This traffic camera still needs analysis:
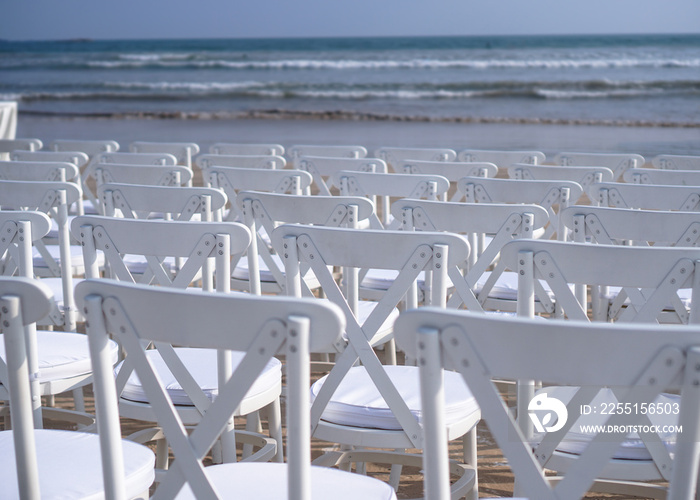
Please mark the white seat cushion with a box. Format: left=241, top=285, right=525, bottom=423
left=121, top=254, right=176, bottom=275
left=38, top=277, right=83, bottom=312
left=311, top=365, right=479, bottom=430
left=175, top=462, right=396, bottom=499
left=33, top=244, right=105, bottom=271
left=117, top=347, right=281, bottom=406
left=0, top=429, right=154, bottom=499
left=533, top=387, right=679, bottom=460
left=0, top=330, right=118, bottom=383
left=475, top=270, right=555, bottom=301
left=232, top=253, right=318, bottom=287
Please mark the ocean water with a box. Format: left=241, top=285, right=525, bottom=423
left=1, top=34, right=699, bottom=127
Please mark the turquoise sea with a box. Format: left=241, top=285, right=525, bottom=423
left=1, top=34, right=699, bottom=126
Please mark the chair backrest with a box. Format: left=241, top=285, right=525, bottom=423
left=330, top=170, right=450, bottom=228
left=129, top=141, right=200, bottom=167
left=374, top=146, right=456, bottom=172
left=50, top=139, right=120, bottom=156
left=0, top=138, right=43, bottom=153
left=71, top=216, right=251, bottom=292
left=395, top=309, right=700, bottom=500
left=293, top=156, right=388, bottom=196
left=96, top=183, right=227, bottom=221
left=588, top=181, right=700, bottom=211
left=0, top=211, right=51, bottom=279
left=196, top=154, right=286, bottom=170
left=0, top=160, right=80, bottom=183
left=652, top=154, right=700, bottom=171
left=390, top=198, right=549, bottom=310
left=273, top=224, right=470, bottom=450
left=288, top=144, right=367, bottom=160
left=76, top=278, right=344, bottom=499
left=552, top=151, right=645, bottom=180
left=509, top=163, right=614, bottom=190
left=209, top=142, right=285, bottom=156
left=399, top=159, right=498, bottom=184
left=92, top=151, right=178, bottom=166
left=235, top=191, right=376, bottom=294
left=203, top=165, right=313, bottom=221
left=457, top=176, right=583, bottom=240
left=0, top=276, right=54, bottom=499
left=457, top=148, right=545, bottom=166
left=83, top=163, right=193, bottom=214
left=499, top=238, right=700, bottom=323
left=10, top=150, right=90, bottom=170
left=623, top=167, right=700, bottom=186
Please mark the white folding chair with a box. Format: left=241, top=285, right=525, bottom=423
left=83, top=162, right=193, bottom=215
left=196, top=154, right=286, bottom=170
left=288, top=144, right=368, bottom=160
left=456, top=176, right=583, bottom=241
left=330, top=170, right=450, bottom=228
left=50, top=139, right=119, bottom=156
left=78, top=279, right=396, bottom=500
left=0, top=210, right=101, bottom=426
left=457, top=148, right=545, bottom=166
left=389, top=199, right=550, bottom=313
left=293, top=156, right=389, bottom=196
left=508, top=163, right=615, bottom=191
left=203, top=165, right=313, bottom=221
left=233, top=190, right=374, bottom=296
left=209, top=142, right=285, bottom=156
left=275, top=224, right=479, bottom=498
left=588, top=181, right=700, bottom=211
left=0, top=276, right=155, bottom=500
left=652, top=154, right=700, bottom=171
left=375, top=146, right=456, bottom=172
left=623, top=167, right=700, bottom=186
left=396, top=310, right=700, bottom=500
left=551, top=151, right=645, bottom=181
left=72, top=216, right=285, bottom=465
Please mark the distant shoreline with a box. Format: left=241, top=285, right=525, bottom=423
left=18, top=109, right=700, bottom=129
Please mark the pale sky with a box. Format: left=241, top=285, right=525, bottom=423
left=4, top=0, right=700, bottom=41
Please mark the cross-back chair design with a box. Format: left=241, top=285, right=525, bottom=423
left=456, top=176, right=583, bottom=240
left=50, top=139, right=120, bottom=157
left=196, top=153, right=286, bottom=171
left=457, top=148, right=545, bottom=166
left=508, top=163, right=615, bottom=191
left=560, top=205, right=700, bottom=322
left=390, top=198, right=550, bottom=313
left=652, top=154, right=700, bottom=170
left=551, top=151, right=645, bottom=181
left=97, top=183, right=227, bottom=222
left=83, top=162, right=193, bottom=215
left=233, top=190, right=375, bottom=296
left=71, top=216, right=287, bottom=466
left=288, top=144, right=368, bottom=160
left=588, top=181, right=700, bottom=211
left=0, top=276, right=155, bottom=500
left=274, top=224, right=479, bottom=499
left=0, top=210, right=102, bottom=427
left=209, top=142, right=285, bottom=156
left=374, top=146, right=456, bottom=172
left=78, top=279, right=397, bottom=500
left=330, top=170, right=450, bottom=228
left=0, top=179, right=87, bottom=327
left=623, top=167, right=700, bottom=186
left=203, top=165, right=313, bottom=221
left=293, top=155, right=388, bottom=195
left=396, top=310, right=700, bottom=500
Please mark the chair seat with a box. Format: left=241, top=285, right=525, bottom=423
left=33, top=244, right=105, bottom=273
left=38, top=277, right=84, bottom=318
left=232, top=254, right=318, bottom=287
left=534, top=387, right=679, bottom=460
left=117, top=347, right=282, bottom=406
left=121, top=254, right=177, bottom=275
left=0, top=330, right=118, bottom=384
left=174, top=462, right=396, bottom=499
left=0, top=429, right=155, bottom=499
left=361, top=269, right=448, bottom=290
left=311, top=365, right=479, bottom=430
left=475, top=270, right=555, bottom=301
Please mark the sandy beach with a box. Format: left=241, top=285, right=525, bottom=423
left=17, top=114, right=700, bottom=161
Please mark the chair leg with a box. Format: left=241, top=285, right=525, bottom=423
left=243, top=412, right=260, bottom=459
left=464, top=428, right=479, bottom=500
left=155, top=437, right=170, bottom=470
left=267, top=398, right=284, bottom=463
left=384, top=338, right=397, bottom=365
left=388, top=449, right=403, bottom=491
